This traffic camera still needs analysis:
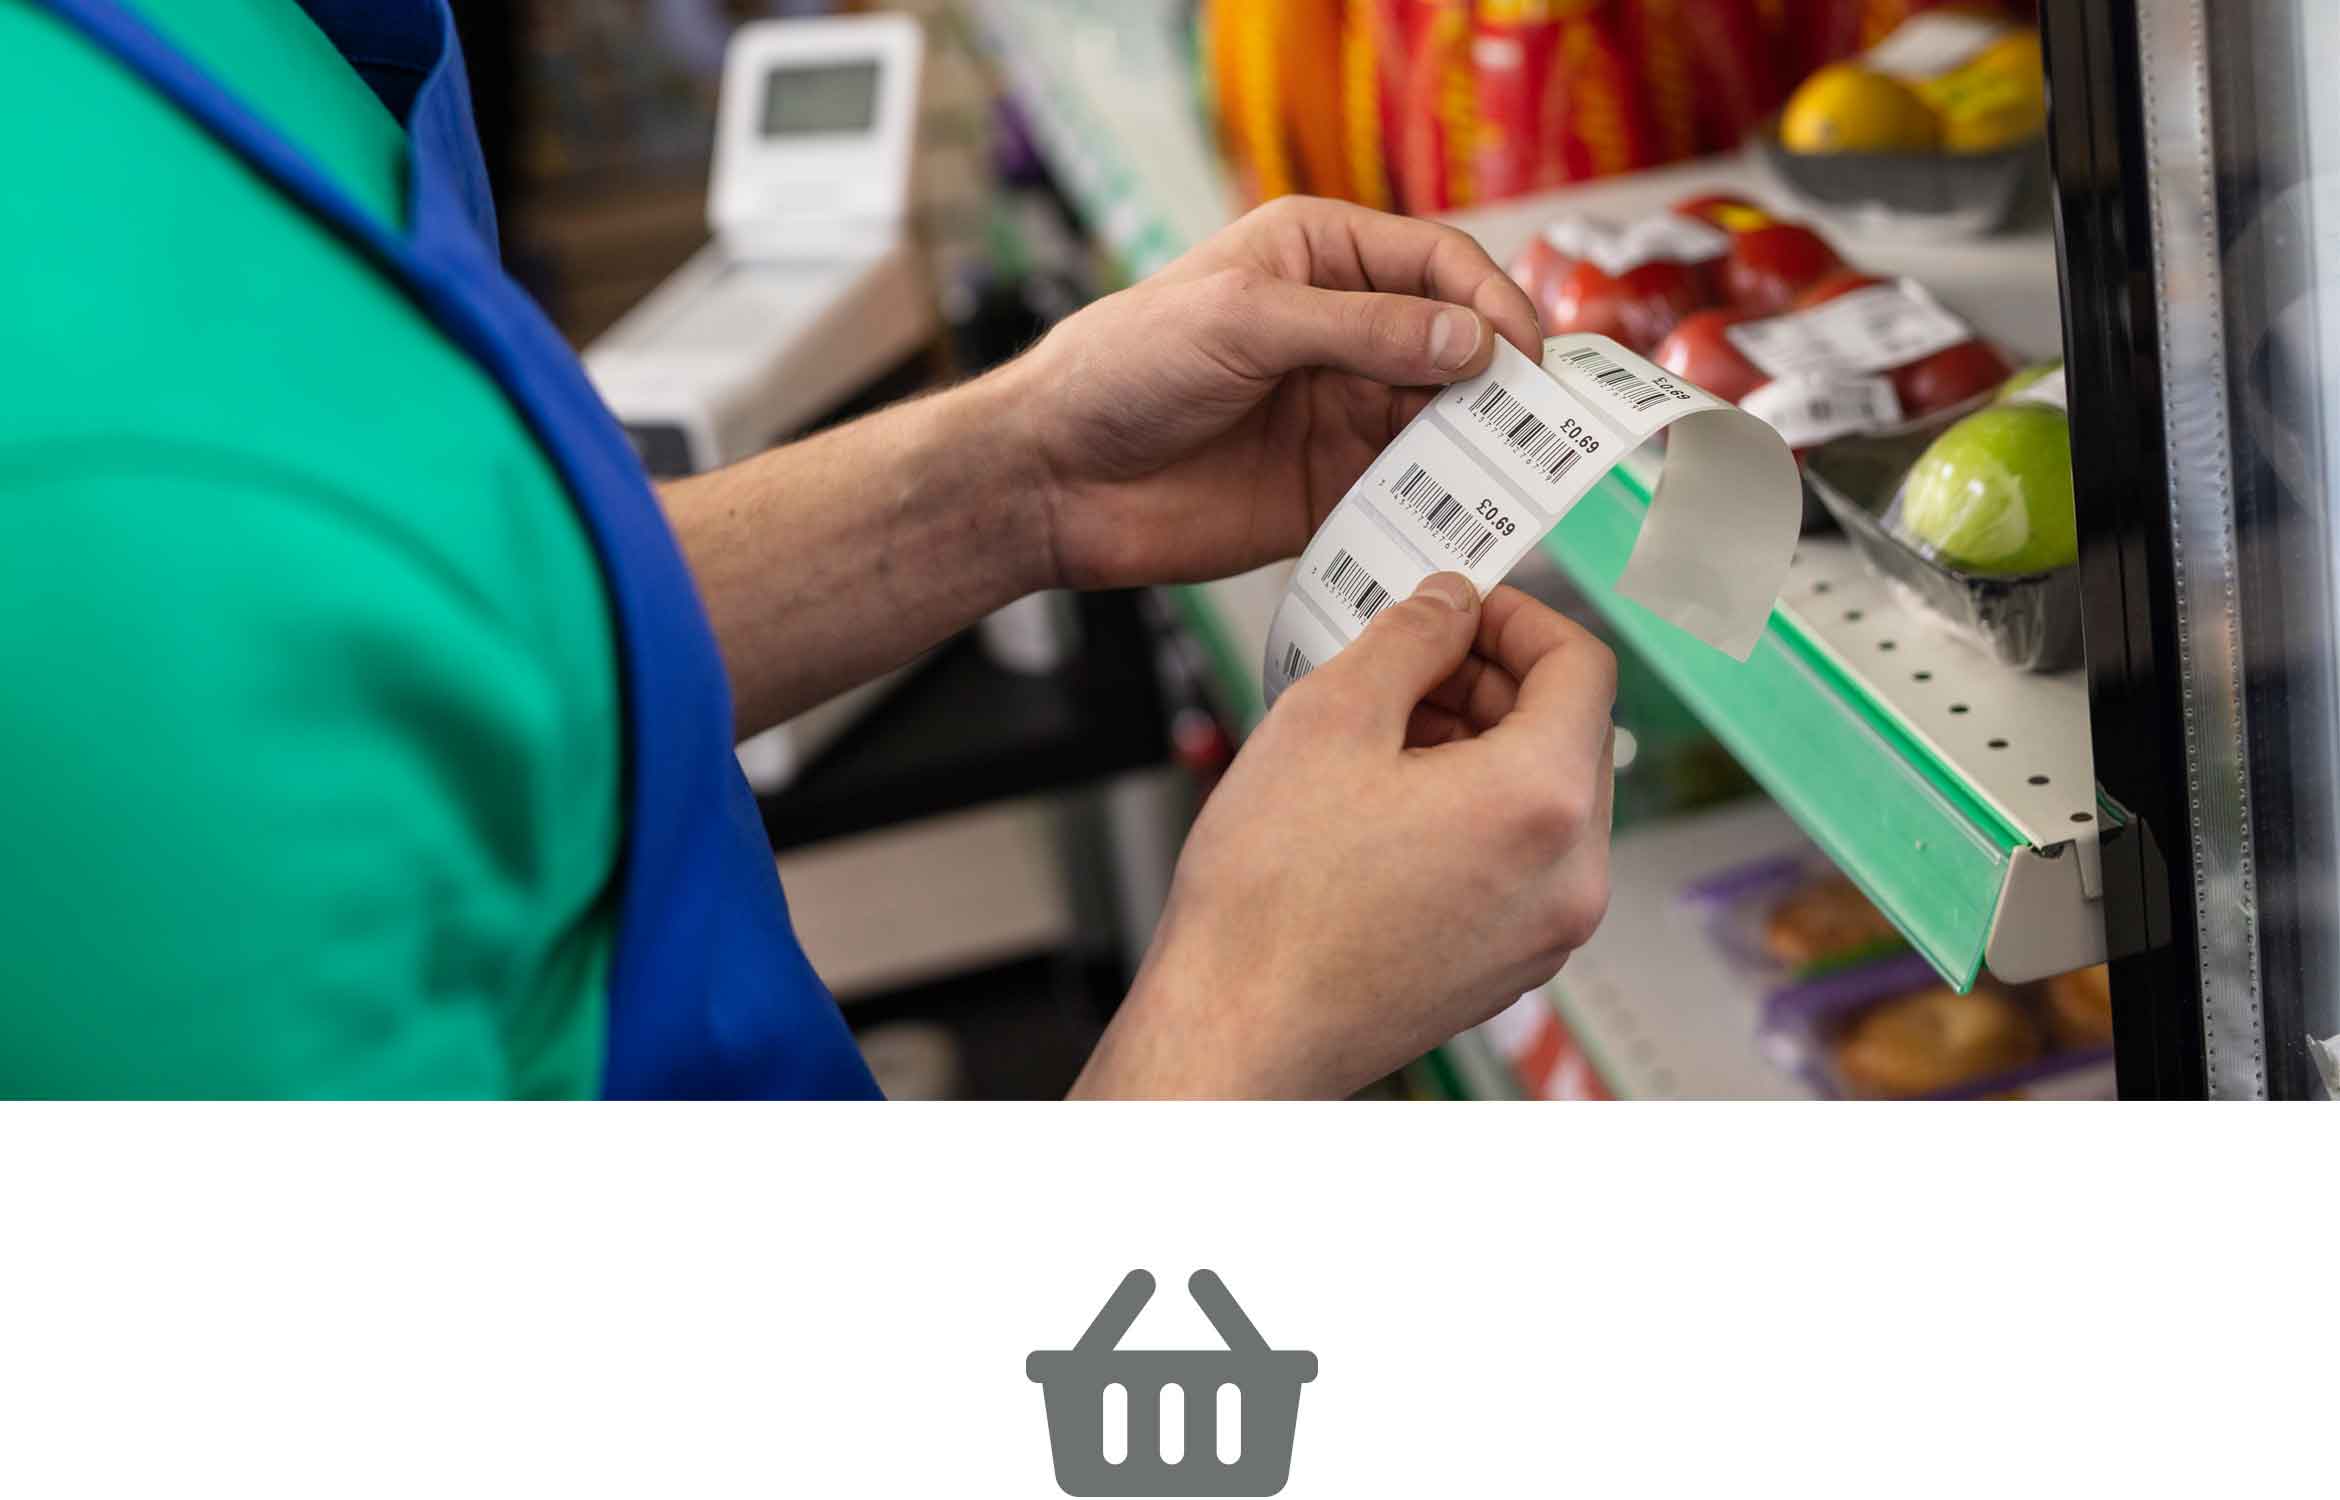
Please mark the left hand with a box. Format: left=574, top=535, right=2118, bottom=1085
left=1009, top=196, right=1543, bottom=591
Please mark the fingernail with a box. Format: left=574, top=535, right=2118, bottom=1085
left=1414, top=572, right=1476, bottom=611
left=1429, top=308, right=1481, bottom=373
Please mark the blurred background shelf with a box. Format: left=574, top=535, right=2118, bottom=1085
left=761, top=590, right=1169, bottom=853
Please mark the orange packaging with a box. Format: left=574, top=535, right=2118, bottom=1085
left=1282, top=0, right=1352, bottom=200
left=1209, top=0, right=1352, bottom=205
left=1341, top=0, right=1397, bottom=208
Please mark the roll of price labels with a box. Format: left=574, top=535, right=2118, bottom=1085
left=1263, top=332, right=1801, bottom=703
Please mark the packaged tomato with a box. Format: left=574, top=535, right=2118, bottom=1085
left=1521, top=210, right=1733, bottom=354
left=1719, top=221, right=1843, bottom=313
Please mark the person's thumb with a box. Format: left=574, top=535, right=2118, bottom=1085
left=1318, top=572, right=1481, bottom=740
left=1206, top=274, right=1495, bottom=388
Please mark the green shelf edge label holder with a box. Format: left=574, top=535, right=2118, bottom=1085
left=1541, top=469, right=2020, bottom=989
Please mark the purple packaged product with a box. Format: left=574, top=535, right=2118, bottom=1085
left=1760, top=953, right=2115, bottom=1100
left=1681, top=850, right=1907, bottom=979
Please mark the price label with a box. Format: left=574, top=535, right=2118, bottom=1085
left=1725, top=281, right=1972, bottom=379
left=1740, top=371, right=1905, bottom=448
left=1543, top=213, right=1729, bottom=276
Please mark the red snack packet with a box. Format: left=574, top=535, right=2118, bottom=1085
left=1616, top=0, right=1701, bottom=166
left=1770, top=0, right=1866, bottom=84
left=1674, top=0, right=1783, bottom=153
left=1392, top=0, right=1476, bottom=212
left=1539, top=2, right=1660, bottom=183
left=1470, top=1, right=1564, bottom=200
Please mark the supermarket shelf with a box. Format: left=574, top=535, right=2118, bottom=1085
left=1452, top=165, right=2104, bottom=989
left=1538, top=799, right=1821, bottom=1099
left=979, top=22, right=2106, bottom=988
left=969, top=0, right=1233, bottom=279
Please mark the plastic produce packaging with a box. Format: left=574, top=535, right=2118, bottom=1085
left=1507, top=193, right=2022, bottom=528
left=1802, top=362, right=2079, bottom=671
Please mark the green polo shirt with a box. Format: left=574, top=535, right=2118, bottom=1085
left=0, top=0, right=624, bottom=1096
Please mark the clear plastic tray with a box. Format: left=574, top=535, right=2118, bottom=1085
left=1801, top=410, right=2082, bottom=672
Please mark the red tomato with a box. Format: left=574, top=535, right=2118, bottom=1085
left=1543, top=259, right=1634, bottom=345
left=1507, top=236, right=1573, bottom=311
left=1672, top=193, right=1772, bottom=232
left=1654, top=309, right=1765, bottom=404
left=1892, top=340, right=2016, bottom=417
left=1791, top=269, right=1888, bottom=309
left=1723, top=224, right=1843, bottom=314
left=1616, top=260, right=1702, bottom=352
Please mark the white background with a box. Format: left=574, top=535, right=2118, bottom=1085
left=1, top=1104, right=2327, bottom=1497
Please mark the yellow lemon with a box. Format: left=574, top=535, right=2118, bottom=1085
left=1781, top=64, right=1942, bottom=154
left=1917, top=27, right=2047, bottom=151
left=1920, top=68, right=2045, bottom=151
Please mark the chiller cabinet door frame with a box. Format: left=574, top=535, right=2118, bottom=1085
left=2043, top=0, right=2340, bottom=1098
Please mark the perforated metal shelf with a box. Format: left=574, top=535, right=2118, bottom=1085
left=1778, top=539, right=2099, bottom=851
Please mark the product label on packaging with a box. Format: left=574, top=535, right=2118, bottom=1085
left=2006, top=366, right=2067, bottom=411
left=1262, top=333, right=1804, bottom=705
left=1739, top=371, right=1905, bottom=449
left=1725, top=280, right=1971, bottom=380
left=1864, top=12, right=2008, bottom=80
left=1541, top=213, right=1730, bottom=277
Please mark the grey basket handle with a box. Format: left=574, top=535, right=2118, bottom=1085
left=1188, top=1269, right=1270, bottom=1353
left=1073, top=1270, right=1156, bottom=1352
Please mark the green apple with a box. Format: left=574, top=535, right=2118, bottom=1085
left=1899, top=404, right=2077, bottom=575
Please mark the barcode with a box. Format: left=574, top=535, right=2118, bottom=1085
left=1465, top=382, right=1586, bottom=483
left=1390, top=462, right=1498, bottom=566
left=1320, top=549, right=1392, bottom=621
left=1279, top=642, right=1313, bottom=681
left=1554, top=345, right=1690, bottom=412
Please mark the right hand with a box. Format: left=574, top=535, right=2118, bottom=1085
left=1074, top=574, right=1617, bottom=1098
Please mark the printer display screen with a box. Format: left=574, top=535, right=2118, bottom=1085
left=760, top=61, right=880, bottom=137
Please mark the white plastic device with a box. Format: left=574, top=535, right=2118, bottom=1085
left=585, top=13, right=936, bottom=479
left=584, top=14, right=937, bottom=790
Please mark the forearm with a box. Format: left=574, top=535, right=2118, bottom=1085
left=661, top=364, right=1058, bottom=737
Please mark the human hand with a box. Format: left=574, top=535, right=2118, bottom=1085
left=1073, top=575, right=1616, bottom=1099
left=1008, top=197, right=1542, bottom=591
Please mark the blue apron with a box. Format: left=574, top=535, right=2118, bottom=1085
left=42, top=0, right=881, bottom=1099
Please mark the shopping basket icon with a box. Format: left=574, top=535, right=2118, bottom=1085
left=1027, top=1270, right=1317, bottom=1498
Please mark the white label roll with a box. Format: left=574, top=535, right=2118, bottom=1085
left=1262, top=332, right=1801, bottom=705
